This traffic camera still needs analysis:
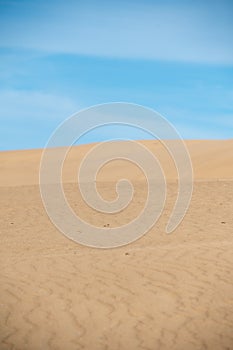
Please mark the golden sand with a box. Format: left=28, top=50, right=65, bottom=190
left=0, top=140, right=233, bottom=350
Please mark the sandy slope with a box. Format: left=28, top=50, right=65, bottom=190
left=0, top=140, right=233, bottom=350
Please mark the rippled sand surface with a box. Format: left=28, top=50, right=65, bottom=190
left=0, top=140, right=233, bottom=350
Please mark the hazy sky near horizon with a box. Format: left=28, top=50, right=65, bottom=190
left=0, top=0, right=233, bottom=150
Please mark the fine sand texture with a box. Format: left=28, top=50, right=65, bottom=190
left=0, top=140, right=233, bottom=350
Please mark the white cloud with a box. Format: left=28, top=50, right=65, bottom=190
left=0, top=90, right=79, bottom=122
left=0, top=1, right=233, bottom=64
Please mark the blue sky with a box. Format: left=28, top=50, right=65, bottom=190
left=0, top=0, right=233, bottom=150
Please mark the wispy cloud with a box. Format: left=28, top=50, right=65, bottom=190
left=0, top=89, right=80, bottom=150
left=0, top=0, right=233, bottom=64
left=0, top=90, right=78, bottom=122
left=0, top=0, right=232, bottom=150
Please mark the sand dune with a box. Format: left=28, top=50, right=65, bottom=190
left=1, top=140, right=233, bottom=187
left=0, top=140, right=233, bottom=350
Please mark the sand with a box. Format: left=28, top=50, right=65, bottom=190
left=0, top=140, right=233, bottom=350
